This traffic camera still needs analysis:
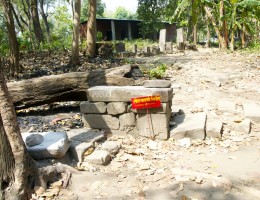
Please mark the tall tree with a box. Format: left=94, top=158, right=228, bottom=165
left=86, top=0, right=96, bottom=58
left=30, top=0, right=44, bottom=44
left=0, top=66, right=28, bottom=199
left=1, top=0, right=20, bottom=77
left=71, top=0, right=81, bottom=65
left=39, top=0, right=51, bottom=42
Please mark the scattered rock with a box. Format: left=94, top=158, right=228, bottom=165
left=176, top=138, right=191, bottom=148
left=107, top=102, right=127, bottom=115
left=84, top=150, right=111, bottom=165
left=101, top=141, right=121, bottom=155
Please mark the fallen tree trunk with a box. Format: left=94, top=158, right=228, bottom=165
left=7, top=65, right=139, bottom=109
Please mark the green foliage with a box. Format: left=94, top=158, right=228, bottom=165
left=148, top=63, right=167, bottom=79
left=0, top=18, right=9, bottom=56
left=123, top=38, right=156, bottom=51
left=114, top=6, right=129, bottom=19
left=97, top=31, right=103, bottom=41
left=81, top=0, right=106, bottom=21
left=137, top=0, right=165, bottom=38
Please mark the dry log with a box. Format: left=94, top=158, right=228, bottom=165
left=7, top=65, right=139, bottom=109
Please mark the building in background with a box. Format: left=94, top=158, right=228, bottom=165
left=80, top=18, right=176, bottom=41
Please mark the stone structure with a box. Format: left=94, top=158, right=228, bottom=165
left=81, top=83, right=173, bottom=140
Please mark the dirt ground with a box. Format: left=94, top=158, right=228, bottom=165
left=18, top=48, right=260, bottom=200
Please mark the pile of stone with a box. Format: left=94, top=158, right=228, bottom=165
left=96, top=43, right=113, bottom=57
left=80, top=80, right=173, bottom=140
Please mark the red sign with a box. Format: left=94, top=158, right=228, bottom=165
left=131, top=95, right=161, bottom=109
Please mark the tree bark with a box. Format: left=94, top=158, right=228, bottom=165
left=0, top=69, right=28, bottom=199
left=39, top=0, right=50, bottom=42
left=1, top=0, right=20, bottom=77
left=205, top=15, right=210, bottom=48
left=241, top=23, right=246, bottom=48
left=7, top=66, right=137, bottom=109
left=219, top=0, right=228, bottom=48
left=71, top=0, right=81, bottom=66
left=204, top=5, right=226, bottom=49
left=86, top=0, right=97, bottom=57
left=193, top=23, right=197, bottom=46
left=30, top=0, right=44, bottom=44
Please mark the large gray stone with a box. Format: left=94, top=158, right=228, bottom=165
left=68, top=129, right=105, bottom=162
left=170, top=113, right=207, bottom=140
left=80, top=101, right=106, bottom=114
left=82, top=114, right=120, bottom=130
left=243, top=102, right=260, bottom=123
left=132, top=103, right=170, bottom=114
left=218, top=100, right=236, bottom=113
left=143, top=80, right=171, bottom=88
left=165, top=42, right=172, bottom=53
left=107, top=102, right=127, bottom=115
left=136, top=114, right=169, bottom=140
left=119, top=112, right=136, bottom=129
left=84, top=150, right=111, bottom=165
left=87, top=86, right=173, bottom=103
left=22, top=132, right=71, bottom=159
left=206, top=120, right=223, bottom=138
left=25, top=133, right=44, bottom=147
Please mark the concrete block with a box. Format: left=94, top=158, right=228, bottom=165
left=70, top=141, right=93, bottom=162
left=218, top=100, right=236, bottom=113
left=82, top=114, right=120, bottom=130
left=132, top=103, right=170, bottom=114
left=119, top=112, right=136, bottom=129
left=87, top=86, right=173, bottom=103
left=107, top=102, right=127, bottom=115
left=243, top=102, right=260, bottom=123
left=101, top=141, right=121, bottom=155
left=206, top=121, right=223, bottom=138
left=136, top=114, right=169, bottom=140
left=84, top=150, right=111, bottom=165
left=22, top=132, right=71, bottom=159
left=143, top=80, right=171, bottom=88
left=170, top=113, right=207, bottom=140
left=80, top=101, right=106, bottom=114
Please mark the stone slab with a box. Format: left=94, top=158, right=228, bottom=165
left=132, top=103, right=170, bottom=114
left=119, top=112, right=136, bottom=129
left=22, top=132, right=71, bottom=159
left=143, top=80, right=171, bottom=88
left=170, top=113, right=207, bottom=140
left=136, top=114, right=169, bottom=140
left=218, top=100, right=236, bottom=113
left=243, top=103, right=260, bottom=123
left=84, top=150, right=111, bottom=165
left=80, top=101, right=106, bottom=114
left=67, top=129, right=105, bottom=161
left=107, top=102, right=127, bottom=115
left=159, top=29, right=166, bottom=52
left=82, top=114, right=120, bottom=130
left=87, top=86, right=173, bottom=103
left=234, top=118, right=251, bottom=134
left=206, top=120, right=223, bottom=138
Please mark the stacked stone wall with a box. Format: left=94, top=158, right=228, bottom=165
left=80, top=85, right=173, bottom=140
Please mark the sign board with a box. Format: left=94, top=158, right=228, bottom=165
left=131, top=95, right=161, bottom=110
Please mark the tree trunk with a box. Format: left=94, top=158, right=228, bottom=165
left=205, top=15, right=210, bottom=48
left=0, top=69, right=28, bottom=199
left=10, top=3, right=24, bottom=33
left=30, top=0, right=44, bottom=44
left=204, top=5, right=226, bottom=49
left=219, top=0, right=228, bottom=48
left=1, top=0, right=20, bottom=77
left=86, top=0, right=97, bottom=58
left=7, top=65, right=137, bottom=109
left=0, top=114, right=15, bottom=199
left=39, top=0, right=50, bottom=42
left=71, top=0, right=81, bottom=66
left=193, top=23, right=197, bottom=46
left=241, top=23, right=246, bottom=48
